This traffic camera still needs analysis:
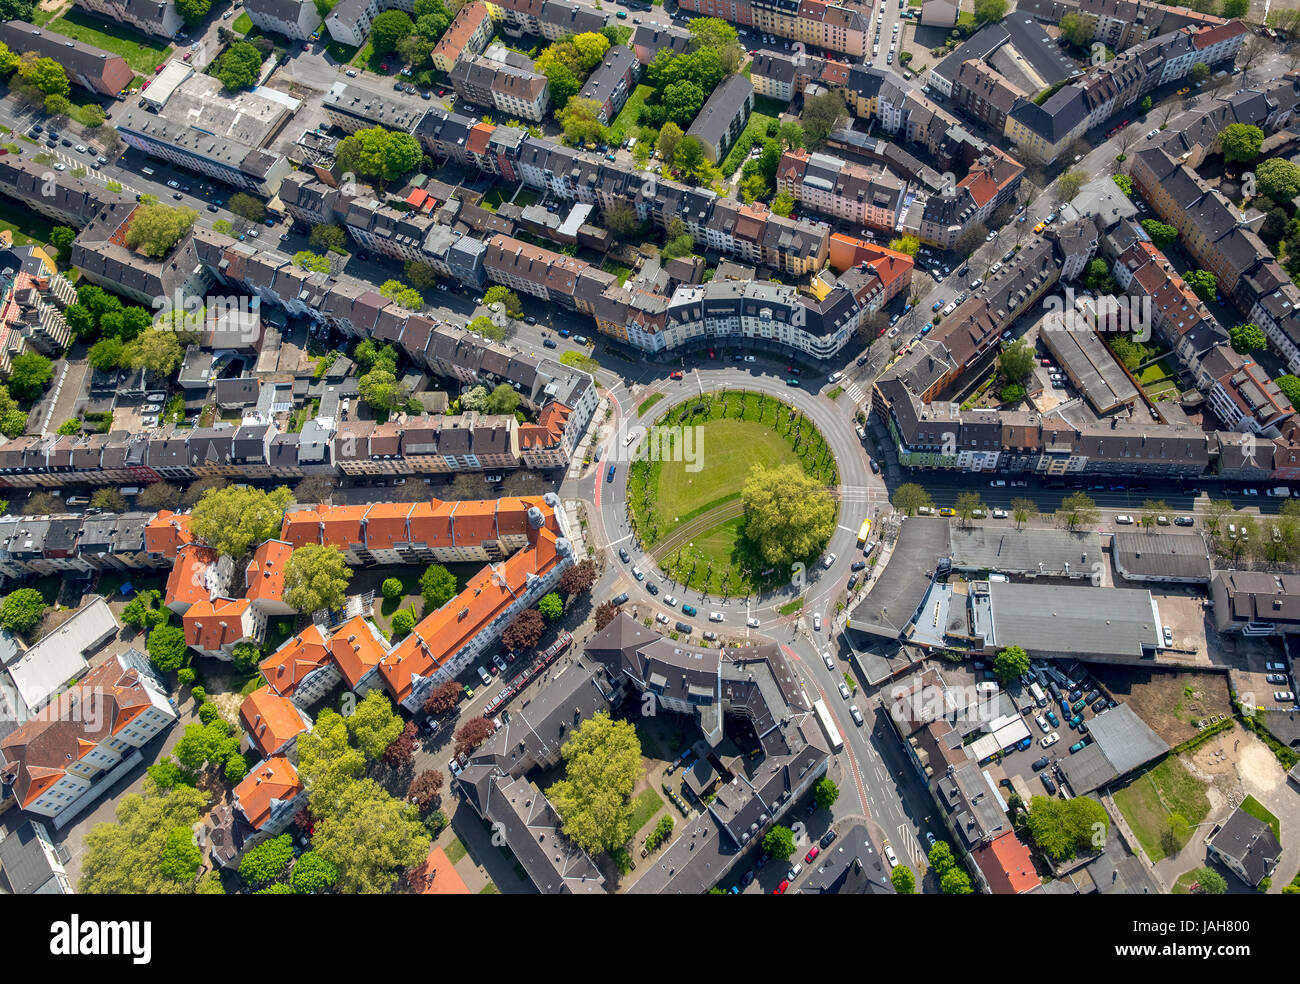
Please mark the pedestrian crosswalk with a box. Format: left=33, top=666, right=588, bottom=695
left=840, top=378, right=867, bottom=405
left=900, top=825, right=926, bottom=868
left=834, top=486, right=874, bottom=503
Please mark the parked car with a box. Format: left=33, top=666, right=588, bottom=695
left=1040, top=772, right=1057, bottom=795
left=1040, top=731, right=1059, bottom=747
left=849, top=704, right=864, bottom=726
left=1162, top=626, right=1173, bottom=647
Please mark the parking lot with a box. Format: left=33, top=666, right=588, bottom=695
left=1152, top=588, right=1213, bottom=665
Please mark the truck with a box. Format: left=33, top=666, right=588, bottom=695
left=1029, top=682, right=1047, bottom=707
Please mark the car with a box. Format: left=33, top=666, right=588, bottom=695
left=821, top=830, right=838, bottom=849
left=618, top=547, right=630, bottom=563
left=682, top=604, right=697, bottom=617
left=675, top=621, right=692, bottom=633
left=747, top=616, right=760, bottom=628
left=985, top=230, right=997, bottom=242
left=1069, top=739, right=1088, bottom=754
left=1046, top=710, right=1060, bottom=727
left=542, top=338, right=557, bottom=348
left=1267, top=661, right=1287, bottom=672
left=991, top=508, right=1008, bottom=519
left=632, top=566, right=645, bottom=581
left=492, top=653, right=508, bottom=673
left=813, top=613, right=822, bottom=631
left=1045, top=213, right=1057, bottom=225
left=1035, top=714, right=1049, bottom=732
left=141, top=404, right=162, bottom=413
left=646, top=582, right=658, bottom=596
left=743, top=355, right=756, bottom=362
left=1162, top=625, right=1173, bottom=647
left=786, top=377, right=799, bottom=386
left=849, top=704, right=864, bottom=726
left=883, top=844, right=898, bottom=867
left=938, top=507, right=956, bottom=517
left=1033, top=222, right=1045, bottom=233
left=823, top=652, right=836, bottom=671
left=611, top=592, right=629, bottom=606
left=804, top=846, right=820, bottom=864
left=669, top=370, right=683, bottom=380
left=167, top=180, right=180, bottom=189
left=1031, top=756, right=1051, bottom=773
left=1040, top=731, right=1059, bottom=747
left=1115, top=514, right=1135, bottom=524
left=851, top=559, right=867, bottom=572
left=52, top=162, right=65, bottom=171
left=773, top=879, right=790, bottom=894
left=1040, top=772, right=1057, bottom=795
left=655, top=612, right=669, bottom=625
left=838, top=681, right=851, bottom=700
left=1277, top=691, right=1296, bottom=702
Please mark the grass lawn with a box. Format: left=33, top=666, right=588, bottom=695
left=326, top=40, right=359, bottom=63
left=601, top=259, right=633, bottom=285
left=444, top=837, right=467, bottom=863
left=653, top=418, right=799, bottom=533
left=232, top=12, right=253, bottom=34
left=752, top=95, right=789, bottom=119
left=606, top=84, right=654, bottom=145
left=778, top=596, right=804, bottom=616
left=514, top=187, right=540, bottom=208
left=1240, top=794, right=1281, bottom=842
left=1113, top=755, right=1210, bottom=863
left=479, top=882, right=499, bottom=894
left=481, top=186, right=508, bottom=211
left=638, top=393, right=665, bottom=417
left=718, top=111, right=778, bottom=177
left=47, top=9, right=173, bottom=74
left=628, top=788, right=665, bottom=835
left=0, top=198, right=55, bottom=248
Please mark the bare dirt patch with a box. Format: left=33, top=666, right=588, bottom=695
left=1089, top=665, right=1230, bottom=746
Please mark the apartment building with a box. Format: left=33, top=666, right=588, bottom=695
left=776, top=149, right=906, bottom=232
left=325, top=0, right=416, bottom=46
left=578, top=43, right=639, bottom=125
left=674, top=0, right=868, bottom=57
left=431, top=1, right=495, bottom=73
left=71, top=0, right=183, bottom=38
left=0, top=21, right=134, bottom=96
left=686, top=73, right=753, bottom=164
left=243, top=0, right=322, bottom=39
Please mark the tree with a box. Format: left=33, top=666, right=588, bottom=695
left=336, top=126, right=422, bottom=182
left=1057, top=491, right=1098, bottom=530
left=1222, top=0, right=1248, bottom=15
left=802, top=90, right=847, bottom=145
left=1140, top=219, right=1178, bottom=251
left=80, top=781, right=216, bottom=893
left=770, top=190, right=796, bottom=217
left=293, top=474, right=336, bottom=506
left=994, top=645, right=1030, bottom=684
left=762, top=825, right=796, bottom=860
left=1262, top=208, right=1290, bottom=245
left=312, top=777, right=430, bottom=893
left=173, top=719, right=244, bottom=782
left=1023, top=795, right=1109, bottom=860
left=453, top=716, right=495, bottom=757
left=295, top=250, right=331, bottom=273
left=419, top=563, right=458, bottom=612
left=371, top=9, right=415, bottom=54
left=941, top=868, right=974, bottom=894
left=346, top=690, right=405, bottom=761
left=175, top=0, right=212, bottom=25
left=240, top=834, right=294, bottom=887
left=555, top=558, right=596, bottom=597
left=502, top=607, right=545, bottom=652
left=542, top=61, right=581, bottom=110
left=1229, top=323, right=1267, bottom=355
left=928, top=840, right=956, bottom=877
left=777, top=120, right=805, bottom=151
left=1257, top=158, right=1300, bottom=204
left=55, top=418, right=79, bottom=436
left=594, top=600, right=620, bottom=631
left=1185, top=269, right=1217, bottom=303
left=147, top=755, right=195, bottom=790
left=90, top=487, right=127, bottom=513
left=212, top=41, right=263, bottom=90
left=558, top=97, right=608, bottom=147
left=1056, top=169, right=1087, bottom=203
left=538, top=591, right=565, bottom=621
left=231, top=641, right=262, bottom=674
left=658, top=121, right=684, bottom=164
left=23, top=491, right=60, bottom=515
left=383, top=720, right=419, bottom=767
left=741, top=462, right=836, bottom=567
left=6, top=351, right=52, bottom=401
left=290, top=851, right=338, bottom=894
left=227, top=193, right=266, bottom=224
left=358, top=368, right=409, bottom=413
left=390, top=607, right=417, bottom=639
left=1220, top=123, right=1264, bottom=165
left=544, top=712, right=643, bottom=855
left=191, top=484, right=294, bottom=559
left=87, top=337, right=125, bottom=371
left=891, top=483, right=934, bottom=516
left=124, top=202, right=198, bottom=258
left=1010, top=497, right=1039, bottom=528
left=17, top=54, right=68, bottom=98
left=1191, top=867, right=1227, bottom=894
left=407, top=769, right=445, bottom=813
left=952, top=491, right=985, bottom=524
left=138, top=482, right=181, bottom=511
left=483, top=382, right=521, bottom=416
left=283, top=544, right=353, bottom=613
left=0, top=39, right=17, bottom=77
left=602, top=198, right=640, bottom=237
left=422, top=679, right=462, bottom=716
left=888, top=235, right=921, bottom=257
left=891, top=864, right=916, bottom=893
left=122, top=328, right=184, bottom=376
left=0, top=587, right=45, bottom=633
left=296, top=709, right=366, bottom=818
left=1278, top=375, right=1300, bottom=409
left=1190, top=62, right=1210, bottom=85
left=381, top=577, right=404, bottom=601
left=973, top=0, right=1007, bottom=23
left=998, top=339, right=1035, bottom=383
left=814, top=777, right=840, bottom=809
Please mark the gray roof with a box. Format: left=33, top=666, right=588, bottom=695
left=1054, top=741, right=1119, bottom=795
left=949, top=526, right=1102, bottom=578
left=1209, top=805, right=1282, bottom=885
left=0, top=821, right=66, bottom=894
left=1086, top=703, right=1168, bottom=778
left=1112, top=531, right=1213, bottom=582
left=848, top=517, right=951, bottom=639
left=984, top=580, right=1159, bottom=659
left=798, top=824, right=895, bottom=894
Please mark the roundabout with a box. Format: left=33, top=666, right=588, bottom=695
left=625, top=389, right=840, bottom=598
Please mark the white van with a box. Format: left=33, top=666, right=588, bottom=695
left=976, top=681, right=999, bottom=695
left=828, top=371, right=842, bottom=383
left=141, top=167, right=155, bottom=176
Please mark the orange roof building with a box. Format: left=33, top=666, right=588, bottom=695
left=145, top=509, right=195, bottom=559
left=240, top=685, right=312, bottom=758
left=184, top=596, right=266, bottom=659
left=165, top=543, right=228, bottom=615
left=244, top=538, right=294, bottom=614
left=410, top=845, right=471, bottom=894
left=232, top=756, right=304, bottom=832
left=973, top=830, right=1039, bottom=894
left=0, top=652, right=178, bottom=822
left=260, top=624, right=334, bottom=703
left=327, top=615, right=388, bottom=692
left=379, top=521, right=571, bottom=710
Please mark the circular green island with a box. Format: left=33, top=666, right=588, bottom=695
left=626, top=390, right=839, bottom=597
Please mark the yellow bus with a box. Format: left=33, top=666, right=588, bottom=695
left=856, top=518, right=871, bottom=546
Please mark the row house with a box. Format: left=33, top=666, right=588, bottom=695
left=431, top=1, right=495, bottom=73
left=776, top=149, right=906, bottom=231
left=450, top=57, right=552, bottom=122
left=71, top=0, right=183, bottom=38
left=1205, top=359, right=1295, bottom=437
left=577, top=44, right=639, bottom=125
left=538, top=0, right=607, bottom=41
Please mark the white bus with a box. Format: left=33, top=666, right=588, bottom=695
left=813, top=698, right=844, bottom=753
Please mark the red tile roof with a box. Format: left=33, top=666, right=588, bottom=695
left=146, top=510, right=194, bottom=558
left=260, top=624, right=331, bottom=698
left=234, top=755, right=303, bottom=830
left=973, top=830, right=1039, bottom=894
left=184, top=596, right=253, bottom=653
left=166, top=543, right=220, bottom=609
left=245, top=539, right=293, bottom=603
left=240, top=685, right=309, bottom=758
left=327, top=615, right=388, bottom=689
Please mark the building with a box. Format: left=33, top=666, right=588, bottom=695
left=183, top=596, right=267, bottom=660
left=239, top=684, right=313, bottom=758
left=431, top=1, right=495, bottom=73
left=1111, top=531, right=1212, bottom=583
left=243, top=0, right=322, bottom=40
left=0, top=21, right=134, bottom=96
left=1206, top=804, right=1282, bottom=888
left=0, top=820, right=73, bottom=894
left=114, top=72, right=297, bottom=196
left=1209, top=571, right=1300, bottom=636
left=72, top=0, right=184, bottom=39
left=685, top=74, right=753, bottom=164
left=4, top=597, right=118, bottom=717
left=0, top=650, right=178, bottom=827
left=920, top=0, right=958, bottom=26
left=577, top=44, right=639, bottom=125
left=673, top=0, right=869, bottom=58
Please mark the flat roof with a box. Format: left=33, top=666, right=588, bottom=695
left=1086, top=703, right=1169, bottom=778
left=848, top=517, right=951, bottom=640
left=1112, top=531, right=1213, bottom=581
left=1041, top=320, right=1139, bottom=414
left=5, top=597, right=116, bottom=713
left=983, top=580, right=1159, bottom=659
left=949, top=526, right=1102, bottom=577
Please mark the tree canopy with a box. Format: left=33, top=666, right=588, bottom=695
left=212, top=41, right=263, bottom=91
left=0, top=587, right=45, bottom=633
left=124, top=203, right=198, bottom=258
left=891, top=482, right=934, bottom=516
left=1220, top=123, right=1264, bottom=164
left=741, top=462, right=837, bottom=567
left=283, top=544, right=353, bottom=613
left=420, top=562, right=458, bottom=612
left=994, top=645, right=1029, bottom=684
left=337, top=126, right=423, bottom=182
left=346, top=690, right=405, bottom=761
left=1023, top=795, right=1109, bottom=861
left=546, top=713, right=644, bottom=855
left=312, top=777, right=430, bottom=893
left=190, top=484, right=294, bottom=559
